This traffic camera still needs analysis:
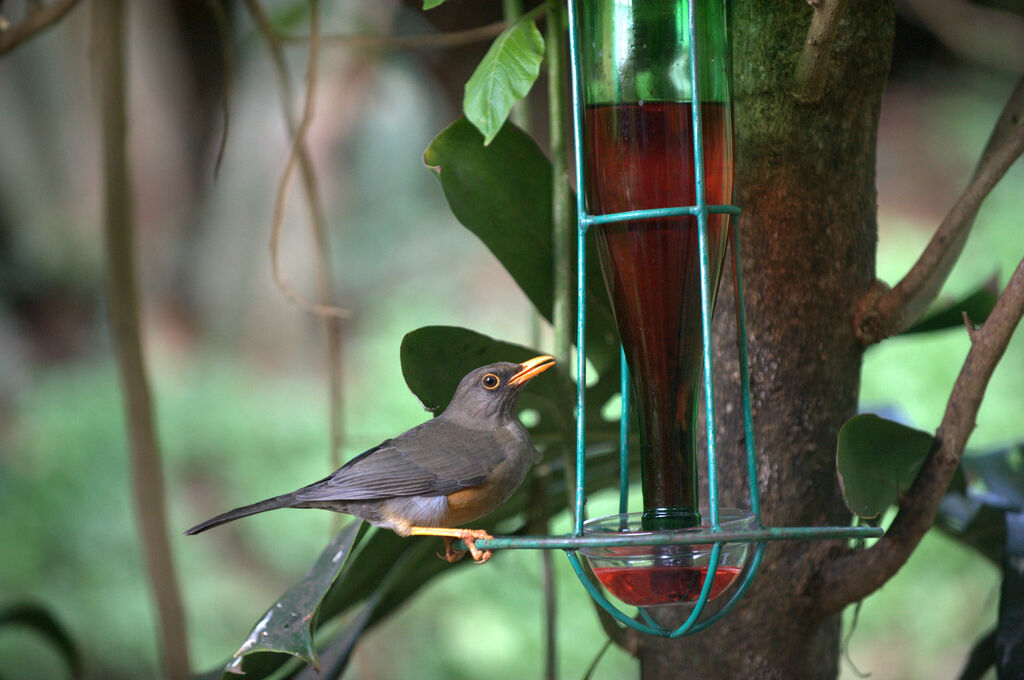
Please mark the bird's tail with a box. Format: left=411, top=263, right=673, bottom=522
left=184, top=493, right=295, bottom=535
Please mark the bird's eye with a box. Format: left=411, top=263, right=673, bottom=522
left=481, top=373, right=500, bottom=390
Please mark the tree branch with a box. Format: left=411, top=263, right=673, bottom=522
left=204, top=0, right=233, bottom=179
left=92, top=1, right=191, bottom=677
left=855, top=75, right=1024, bottom=344
left=793, top=0, right=851, bottom=103
left=0, top=0, right=81, bottom=55
left=816, top=254, right=1024, bottom=616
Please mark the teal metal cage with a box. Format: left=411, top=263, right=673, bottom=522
left=469, top=0, right=883, bottom=638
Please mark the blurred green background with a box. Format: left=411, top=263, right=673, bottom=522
left=1, top=1, right=1022, bottom=679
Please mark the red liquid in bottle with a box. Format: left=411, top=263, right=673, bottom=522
left=592, top=564, right=742, bottom=606
left=583, top=102, right=734, bottom=526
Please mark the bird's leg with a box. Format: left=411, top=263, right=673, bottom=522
left=409, top=527, right=494, bottom=564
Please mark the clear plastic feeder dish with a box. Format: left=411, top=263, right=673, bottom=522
left=579, top=509, right=756, bottom=608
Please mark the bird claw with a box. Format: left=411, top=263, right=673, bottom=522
left=439, top=540, right=467, bottom=563
left=439, top=530, right=493, bottom=564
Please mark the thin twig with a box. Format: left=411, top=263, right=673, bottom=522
left=245, top=0, right=347, bottom=477
left=793, top=0, right=851, bottom=103
left=0, top=0, right=81, bottom=55
left=92, top=1, right=191, bottom=677
left=855, top=75, right=1024, bottom=345
left=281, top=19, right=511, bottom=50
left=816, top=254, right=1024, bottom=616
left=244, top=0, right=350, bottom=322
left=204, top=0, right=233, bottom=179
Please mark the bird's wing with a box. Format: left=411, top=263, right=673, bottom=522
left=292, top=421, right=507, bottom=502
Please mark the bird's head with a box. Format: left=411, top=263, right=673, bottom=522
left=441, top=355, right=556, bottom=426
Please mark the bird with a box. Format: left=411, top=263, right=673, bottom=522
left=185, top=355, right=555, bottom=564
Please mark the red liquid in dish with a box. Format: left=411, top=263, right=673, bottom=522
left=583, top=101, right=734, bottom=521
left=592, top=564, right=741, bottom=606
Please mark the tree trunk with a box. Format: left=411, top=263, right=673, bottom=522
left=637, top=1, right=894, bottom=677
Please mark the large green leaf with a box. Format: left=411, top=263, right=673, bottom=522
left=836, top=414, right=936, bottom=519
left=463, top=16, right=545, bottom=145
left=962, top=443, right=1024, bottom=509
left=222, top=521, right=364, bottom=677
left=400, top=325, right=559, bottom=415
left=424, top=118, right=619, bottom=374
left=936, top=443, right=1024, bottom=563
left=0, top=602, right=81, bottom=679
left=901, top=277, right=999, bottom=335
left=936, top=495, right=1006, bottom=564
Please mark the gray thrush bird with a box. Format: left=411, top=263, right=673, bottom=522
left=184, top=355, right=555, bottom=563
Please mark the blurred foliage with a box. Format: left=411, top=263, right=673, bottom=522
left=1, top=3, right=1023, bottom=680
left=0, top=601, right=81, bottom=679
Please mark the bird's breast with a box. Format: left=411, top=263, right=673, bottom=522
left=443, top=448, right=533, bottom=527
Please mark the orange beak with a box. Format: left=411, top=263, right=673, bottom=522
left=509, top=355, right=556, bottom=386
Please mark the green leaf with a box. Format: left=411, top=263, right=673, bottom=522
left=935, top=443, right=1024, bottom=563
left=901, top=277, right=999, bottom=335
left=935, top=494, right=1006, bottom=564
left=0, top=602, right=81, bottom=679
left=223, top=521, right=364, bottom=677
left=962, top=443, right=1024, bottom=509
left=424, top=118, right=619, bottom=374
left=290, top=550, right=415, bottom=680
left=463, top=16, right=544, bottom=145
left=422, top=0, right=445, bottom=9
left=836, top=414, right=935, bottom=519
left=400, top=325, right=556, bottom=415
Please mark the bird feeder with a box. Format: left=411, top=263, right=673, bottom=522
left=471, top=0, right=881, bottom=638
left=555, top=0, right=882, bottom=636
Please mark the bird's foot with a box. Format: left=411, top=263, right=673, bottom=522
left=411, top=526, right=494, bottom=564
left=457, top=529, right=493, bottom=564
left=439, top=538, right=467, bottom=563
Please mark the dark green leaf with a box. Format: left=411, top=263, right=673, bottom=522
left=935, top=494, right=1006, bottom=563
left=223, top=521, right=364, bottom=677
left=998, top=512, right=1024, bottom=676
left=463, top=16, right=544, bottom=144
left=962, top=444, right=1024, bottom=510
left=936, top=443, right=1024, bottom=563
left=957, top=628, right=996, bottom=680
left=292, top=551, right=415, bottom=680
left=423, top=118, right=619, bottom=373
left=836, top=414, right=935, bottom=519
left=0, top=602, right=81, bottom=679
left=902, top=277, right=999, bottom=335
left=400, top=325, right=556, bottom=415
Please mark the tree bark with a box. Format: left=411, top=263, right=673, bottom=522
left=636, top=2, right=894, bottom=677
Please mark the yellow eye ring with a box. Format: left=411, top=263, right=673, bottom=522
left=481, top=373, right=500, bottom=390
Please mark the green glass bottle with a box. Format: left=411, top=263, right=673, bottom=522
left=579, top=0, right=734, bottom=531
